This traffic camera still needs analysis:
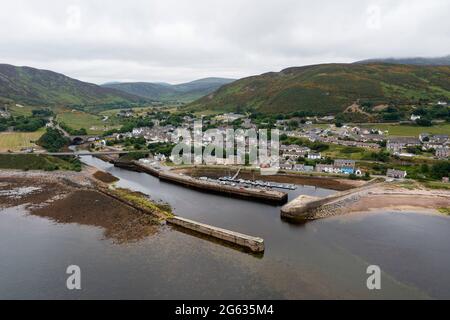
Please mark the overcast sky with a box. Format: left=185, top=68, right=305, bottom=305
left=0, top=0, right=449, bottom=84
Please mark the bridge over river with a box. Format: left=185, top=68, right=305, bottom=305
left=69, top=135, right=101, bottom=145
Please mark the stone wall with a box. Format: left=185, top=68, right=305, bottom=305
left=281, top=179, right=382, bottom=220
left=298, top=192, right=364, bottom=220
left=158, top=170, right=288, bottom=204
left=167, top=216, right=265, bottom=253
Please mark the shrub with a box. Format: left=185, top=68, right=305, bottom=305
left=38, top=128, right=69, bottom=152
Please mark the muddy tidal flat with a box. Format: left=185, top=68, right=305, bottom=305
left=0, top=171, right=159, bottom=243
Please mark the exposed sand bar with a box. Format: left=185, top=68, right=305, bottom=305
left=346, top=193, right=450, bottom=214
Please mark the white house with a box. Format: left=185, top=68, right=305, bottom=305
left=436, top=147, right=450, bottom=159
left=307, top=153, right=321, bottom=160
left=387, top=169, right=407, bottom=179
left=279, top=163, right=293, bottom=171
left=155, top=154, right=167, bottom=162
left=293, top=164, right=314, bottom=172
left=315, top=164, right=340, bottom=174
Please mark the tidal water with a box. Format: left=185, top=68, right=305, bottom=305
left=1, top=156, right=449, bottom=299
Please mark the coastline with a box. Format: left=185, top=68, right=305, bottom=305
left=0, top=168, right=166, bottom=243
left=345, top=194, right=450, bottom=216
left=351, top=206, right=441, bottom=216
left=2, top=167, right=449, bottom=230
left=0, top=167, right=267, bottom=252
left=281, top=182, right=450, bottom=221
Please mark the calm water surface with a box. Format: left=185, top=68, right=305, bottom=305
left=0, top=156, right=449, bottom=299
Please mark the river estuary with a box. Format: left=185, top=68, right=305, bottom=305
left=1, top=156, right=450, bottom=299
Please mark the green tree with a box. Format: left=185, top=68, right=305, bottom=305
left=38, top=128, right=69, bottom=152
left=430, top=162, right=450, bottom=180
left=420, top=164, right=429, bottom=174
left=416, top=118, right=433, bottom=127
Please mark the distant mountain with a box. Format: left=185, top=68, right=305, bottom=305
left=0, top=64, right=144, bottom=107
left=103, top=77, right=235, bottom=103
left=101, top=82, right=176, bottom=101
left=186, top=63, right=450, bottom=115
left=355, top=55, right=450, bottom=66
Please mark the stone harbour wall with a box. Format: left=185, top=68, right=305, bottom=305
left=167, top=216, right=265, bottom=253
left=281, top=179, right=381, bottom=221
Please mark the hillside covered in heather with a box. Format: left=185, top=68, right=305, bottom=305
left=186, top=63, right=450, bottom=115
left=0, top=64, right=144, bottom=107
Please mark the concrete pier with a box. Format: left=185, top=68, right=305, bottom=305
left=97, top=183, right=265, bottom=253
left=167, top=216, right=265, bottom=253
left=281, top=179, right=382, bottom=220
left=98, top=163, right=269, bottom=252
left=159, top=170, right=288, bottom=204
left=114, top=160, right=288, bottom=204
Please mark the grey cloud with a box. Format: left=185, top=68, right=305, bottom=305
left=0, top=0, right=449, bottom=83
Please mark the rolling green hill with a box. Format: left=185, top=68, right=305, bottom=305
left=0, top=64, right=145, bottom=107
left=103, top=77, right=235, bottom=103
left=186, top=63, right=450, bottom=115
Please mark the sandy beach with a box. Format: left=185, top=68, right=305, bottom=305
left=347, top=182, right=450, bottom=214
left=281, top=180, right=450, bottom=221
left=347, top=194, right=450, bottom=215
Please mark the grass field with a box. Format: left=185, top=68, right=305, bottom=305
left=192, top=109, right=220, bottom=116
left=0, top=154, right=81, bottom=171
left=56, top=111, right=121, bottom=134
left=0, top=129, right=45, bottom=152
left=360, top=123, right=450, bottom=137
left=98, top=109, right=121, bottom=117
left=99, top=105, right=183, bottom=117
left=100, top=106, right=156, bottom=118
left=423, top=181, right=450, bottom=191
left=8, top=104, right=36, bottom=117
left=322, top=144, right=372, bottom=160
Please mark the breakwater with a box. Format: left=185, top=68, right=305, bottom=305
left=281, top=179, right=382, bottom=221
left=94, top=178, right=266, bottom=253
left=114, top=161, right=288, bottom=204
left=159, top=170, right=288, bottom=204
left=92, top=162, right=269, bottom=252
left=167, top=216, right=265, bottom=253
